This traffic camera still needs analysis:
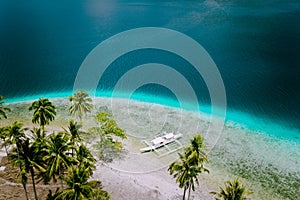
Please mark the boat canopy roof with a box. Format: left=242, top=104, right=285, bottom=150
left=152, top=137, right=164, bottom=145
left=164, top=133, right=174, bottom=140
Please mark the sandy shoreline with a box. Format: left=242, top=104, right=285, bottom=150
left=0, top=97, right=299, bottom=199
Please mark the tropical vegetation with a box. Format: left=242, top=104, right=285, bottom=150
left=68, top=90, right=93, bottom=120
left=0, top=95, right=110, bottom=200
left=53, top=164, right=109, bottom=200
left=168, top=134, right=209, bottom=200
left=0, top=95, right=11, bottom=119
left=29, top=98, right=56, bottom=130
left=210, top=178, right=251, bottom=200
left=89, top=112, right=127, bottom=162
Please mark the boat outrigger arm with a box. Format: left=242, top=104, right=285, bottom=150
left=140, top=132, right=183, bottom=153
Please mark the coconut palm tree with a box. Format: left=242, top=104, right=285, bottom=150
left=31, top=127, right=46, bottom=140
left=43, top=132, right=76, bottom=187
left=169, top=151, right=206, bottom=200
left=9, top=138, right=46, bottom=200
left=168, top=152, right=191, bottom=200
left=30, top=127, right=47, bottom=153
left=68, top=91, right=93, bottom=121
left=0, top=126, right=9, bottom=154
left=76, top=144, right=96, bottom=175
left=64, top=120, right=82, bottom=157
left=210, top=178, right=251, bottom=200
left=5, top=121, right=27, bottom=150
left=185, top=134, right=209, bottom=199
left=0, top=95, right=11, bottom=119
left=54, top=163, right=109, bottom=200
left=187, top=151, right=209, bottom=200
left=186, top=134, right=207, bottom=159
left=168, top=134, right=209, bottom=200
left=29, top=98, right=56, bottom=130
left=6, top=122, right=28, bottom=199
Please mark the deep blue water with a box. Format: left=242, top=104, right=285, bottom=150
left=0, top=0, right=299, bottom=139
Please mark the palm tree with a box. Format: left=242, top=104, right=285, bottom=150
left=168, top=152, right=191, bottom=200
left=0, top=95, right=11, bottom=119
left=68, top=91, right=93, bottom=121
left=76, top=144, right=96, bottom=175
left=186, top=134, right=206, bottom=158
left=29, top=98, right=56, bottom=130
left=30, top=127, right=47, bottom=152
left=210, top=178, right=251, bottom=200
left=185, top=134, right=209, bottom=199
left=54, top=164, right=109, bottom=200
left=43, top=132, right=76, bottom=188
left=31, top=127, right=46, bottom=140
left=0, top=126, right=9, bottom=154
left=5, top=121, right=27, bottom=150
left=9, top=138, right=46, bottom=200
left=64, top=120, right=82, bottom=157
left=168, top=134, right=209, bottom=200
left=6, top=122, right=29, bottom=200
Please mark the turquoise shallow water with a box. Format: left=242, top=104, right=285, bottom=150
left=0, top=0, right=300, bottom=140
left=6, top=91, right=300, bottom=144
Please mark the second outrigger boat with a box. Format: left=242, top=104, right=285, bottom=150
left=140, top=132, right=183, bottom=153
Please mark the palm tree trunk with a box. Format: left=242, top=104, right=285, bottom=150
left=16, top=144, right=29, bottom=200
left=59, top=166, right=64, bottom=189
left=30, top=168, right=39, bottom=200
left=188, top=185, right=192, bottom=200
left=71, top=142, right=74, bottom=157
left=22, top=181, right=29, bottom=200
left=4, top=144, right=8, bottom=155
left=19, top=166, right=29, bottom=200
left=60, top=178, right=63, bottom=189
left=183, top=186, right=187, bottom=200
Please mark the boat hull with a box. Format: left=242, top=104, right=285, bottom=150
left=140, top=133, right=182, bottom=153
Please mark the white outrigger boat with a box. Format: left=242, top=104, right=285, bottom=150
left=140, top=132, right=183, bottom=153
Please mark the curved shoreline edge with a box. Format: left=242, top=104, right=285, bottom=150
left=4, top=92, right=300, bottom=143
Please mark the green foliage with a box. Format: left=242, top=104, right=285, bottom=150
left=0, top=95, right=11, bottom=119
left=65, top=120, right=82, bottom=142
left=90, top=112, right=126, bottom=162
left=76, top=144, right=96, bottom=175
left=93, top=187, right=110, bottom=200
left=54, top=164, right=110, bottom=200
left=64, top=120, right=83, bottom=157
left=168, top=134, right=209, bottom=200
left=7, top=123, right=47, bottom=200
left=95, top=112, right=126, bottom=139
left=69, top=91, right=93, bottom=120
left=4, top=121, right=27, bottom=148
left=4, top=122, right=29, bottom=199
left=30, top=127, right=47, bottom=155
left=93, top=136, right=123, bottom=162
left=55, top=164, right=95, bottom=199
left=43, top=131, right=77, bottom=184
left=29, top=98, right=56, bottom=128
left=1, top=94, right=110, bottom=200
left=0, top=126, right=9, bottom=154
left=210, top=178, right=252, bottom=200
left=185, top=134, right=209, bottom=168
